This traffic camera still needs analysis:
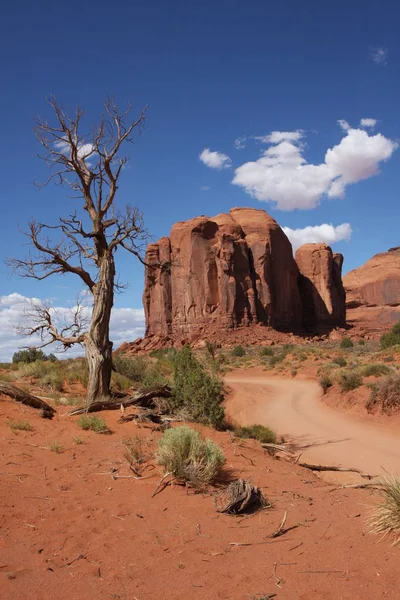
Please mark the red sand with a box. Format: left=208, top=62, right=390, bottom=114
left=1, top=391, right=400, bottom=600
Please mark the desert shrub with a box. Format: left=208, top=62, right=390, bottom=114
left=113, top=354, right=148, bottom=382
left=332, top=355, right=347, bottom=367
left=368, top=476, right=400, bottom=544
left=0, top=372, right=12, bottom=382
left=260, top=347, right=274, bottom=357
left=231, top=345, right=245, bottom=357
left=64, top=358, right=89, bottom=387
left=21, top=360, right=57, bottom=379
left=156, top=426, right=225, bottom=487
left=205, top=341, right=217, bottom=360
left=366, top=374, right=400, bottom=414
left=339, top=371, right=363, bottom=392
left=171, top=346, right=225, bottom=428
left=111, top=371, right=133, bottom=392
left=340, top=337, right=353, bottom=349
left=358, top=339, right=366, bottom=346
left=320, top=374, right=333, bottom=394
left=234, top=424, right=277, bottom=444
left=12, top=348, right=50, bottom=364
left=78, top=415, right=109, bottom=433
left=141, top=365, right=169, bottom=389
left=380, top=322, right=400, bottom=349
left=40, top=370, right=64, bottom=391
left=7, top=419, right=33, bottom=432
left=383, top=355, right=395, bottom=363
left=362, top=363, right=392, bottom=377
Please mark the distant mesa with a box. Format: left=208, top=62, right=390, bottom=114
left=343, top=247, right=400, bottom=327
left=132, top=207, right=346, bottom=350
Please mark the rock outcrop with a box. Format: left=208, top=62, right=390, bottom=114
left=296, top=244, right=346, bottom=328
left=343, top=247, right=400, bottom=326
left=142, top=208, right=346, bottom=343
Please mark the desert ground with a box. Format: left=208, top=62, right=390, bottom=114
left=1, top=341, right=400, bottom=600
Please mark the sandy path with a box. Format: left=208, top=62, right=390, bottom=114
left=225, top=372, right=400, bottom=482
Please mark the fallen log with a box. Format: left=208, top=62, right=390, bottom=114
left=68, top=385, right=172, bottom=416
left=0, top=382, right=56, bottom=419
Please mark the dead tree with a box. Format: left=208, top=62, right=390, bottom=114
left=8, top=96, right=149, bottom=405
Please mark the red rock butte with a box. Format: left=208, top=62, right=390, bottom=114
left=139, top=208, right=346, bottom=347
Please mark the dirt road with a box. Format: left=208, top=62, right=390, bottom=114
left=225, top=372, right=400, bottom=482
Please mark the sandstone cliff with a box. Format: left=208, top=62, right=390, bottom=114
left=343, top=247, right=400, bottom=326
left=142, top=208, right=346, bottom=343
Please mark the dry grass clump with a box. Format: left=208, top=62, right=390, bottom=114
left=7, top=419, right=33, bottom=432
left=368, top=477, right=400, bottom=545
left=78, top=415, right=109, bottom=433
left=366, top=374, right=400, bottom=414
left=48, top=441, right=64, bottom=453
left=156, top=426, right=225, bottom=487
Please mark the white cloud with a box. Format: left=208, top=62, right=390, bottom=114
left=360, top=118, right=377, bottom=129
left=232, top=123, right=397, bottom=211
left=200, top=185, right=210, bottom=191
left=199, top=148, right=232, bottom=170
left=0, top=293, right=145, bottom=362
left=234, top=136, right=247, bottom=150
left=255, top=130, right=303, bottom=144
left=338, top=119, right=350, bottom=131
left=370, top=47, right=388, bottom=65
left=283, top=223, right=353, bottom=252
left=53, top=138, right=95, bottom=160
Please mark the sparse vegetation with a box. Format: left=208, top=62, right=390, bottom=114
left=368, top=476, right=400, bottom=544
left=49, top=441, right=64, bottom=454
left=123, top=436, right=146, bottom=474
left=231, top=345, right=245, bottom=357
left=362, top=363, right=392, bottom=377
left=234, top=424, right=277, bottom=444
left=380, top=322, right=400, bottom=349
left=320, top=374, right=333, bottom=394
left=156, top=426, right=225, bottom=487
left=339, top=371, right=363, bottom=392
left=78, top=415, right=109, bottom=434
left=340, top=337, right=354, bottom=349
left=332, top=355, right=347, bottom=367
left=7, top=419, right=33, bottom=432
left=366, top=374, right=400, bottom=414
left=260, top=347, right=274, bottom=357
left=358, top=339, right=366, bottom=346
left=171, top=346, right=225, bottom=428
left=73, top=436, right=84, bottom=445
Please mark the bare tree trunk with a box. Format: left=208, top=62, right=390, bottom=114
left=85, top=253, right=115, bottom=405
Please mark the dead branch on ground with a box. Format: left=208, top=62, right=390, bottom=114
left=0, top=383, right=56, bottom=418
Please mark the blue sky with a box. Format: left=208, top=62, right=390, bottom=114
left=0, top=0, right=399, bottom=358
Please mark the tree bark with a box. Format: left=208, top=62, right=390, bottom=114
left=85, top=252, right=115, bottom=406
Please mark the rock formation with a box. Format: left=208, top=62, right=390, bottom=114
left=343, top=247, right=400, bottom=326
left=142, top=208, right=346, bottom=344
left=295, top=244, right=346, bottom=328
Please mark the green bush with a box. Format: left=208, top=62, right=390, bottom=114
left=366, top=374, right=400, bottom=414
left=12, top=348, right=57, bottom=364
left=111, top=371, right=133, bottom=392
left=78, top=415, right=109, bottom=433
left=171, top=346, right=225, bottom=428
left=141, top=365, right=169, bottom=389
left=380, top=322, right=400, bottom=349
left=362, top=363, right=392, bottom=377
left=340, top=337, right=354, bottom=349
left=231, top=346, right=245, bottom=357
left=358, top=339, right=366, bottom=346
left=41, top=370, right=64, bottom=391
left=320, top=374, right=333, bottom=394
left=332, top=355, right=347, bottom=367
left=260, top=347, right=274, bottom=357
left=339, top=371, right=363, bottom=392
left=113, top=354, right=148, bottom=382
left=234, top=424, right=277, bottom=444
left=156, top=426, right=225, bottom=487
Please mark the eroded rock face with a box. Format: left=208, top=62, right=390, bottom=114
left=295, top=244, right=346, bottom=328
left=343, top=248, right=400, bottom=325
left=143, top=208, right=346, bottom=339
